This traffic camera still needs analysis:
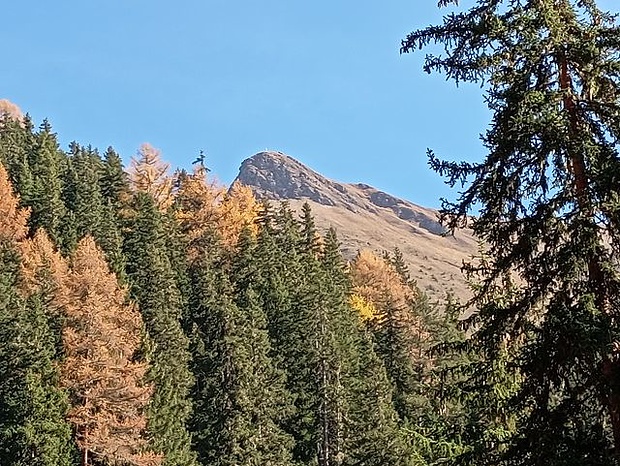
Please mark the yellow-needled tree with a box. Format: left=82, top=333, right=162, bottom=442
left=129, top=143, right=174, bottom=212
left=61, top=236, right=161, bottom=466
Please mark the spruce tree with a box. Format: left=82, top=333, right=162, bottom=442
left=123, top=192, right=198, bottom=466
left=403, top=1, right=620, bottom=463
left=60, top=144, right=104, bottom=252
left=0, top=113, right=34, bottom=199
left=60, top=143, right=125, bottom=275
left=25, top=120, right=65, bottom=243
left=0, top=163, right=74, bottom=466
left=190, top=228, right=295, bottom=466
left=100, top=146, right=130, bottom=207
left=321, top=228, right=407, bottom=466
left=0, top=244, right=75, bottom=466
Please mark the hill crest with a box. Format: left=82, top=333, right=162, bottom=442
left=235, top=151, right=476, bottom=299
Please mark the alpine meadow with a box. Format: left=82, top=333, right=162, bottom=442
left=1, top=1, right=620, bottom=465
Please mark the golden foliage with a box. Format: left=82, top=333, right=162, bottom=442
left=129, top=143, right=174, bottom=211
left=350, top=249, right=430, bottom=362
left=61, top=236, right=162, bottom=466
left=350, top=249, right=416, bottom=320
left=175, top=168, right=261, bottom=256
left=349, top=293, right=380, bottom=323
left=219, top=181, right=261, bottom=249
left=175, top=166, right=225, bottom=256
left=0, top=99, right=24, bottom=122
left=0, top=162, right=30, bottom=242
left=0, top=163, right=67, bottom=302
left=18, top=229, right=68, bottom=299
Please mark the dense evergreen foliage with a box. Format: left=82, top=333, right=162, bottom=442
left=8, top=1, right=618, bottom=456
left=402, top=0, right=620, bottom=464
left=0, top=112, right=464, bottom=465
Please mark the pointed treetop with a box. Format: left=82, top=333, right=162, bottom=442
left=192, top=150, right=210, bottom=173
left=129, top=143, right=174, bottom=211
left=62, top=235, right=162, bottom=466
left=219, top=181, right=261, bottom=250
left=19, top=228, right=68, bottom=298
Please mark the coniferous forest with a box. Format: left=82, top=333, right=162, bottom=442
left=0, top=113, right=464, bottom=466
left=2, top=1, right=620, bottom=465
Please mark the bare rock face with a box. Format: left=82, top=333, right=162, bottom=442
left=237, top=151, right=354, bottom=208
left=237, top=151, right=446, bottom=236
left=235, top=151, right=477, bottom=299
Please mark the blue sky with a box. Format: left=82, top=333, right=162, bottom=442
left=2, top=1, right=616, bottom=207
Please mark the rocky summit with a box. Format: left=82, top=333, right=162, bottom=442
left=235, top=151, right=477, bottom=300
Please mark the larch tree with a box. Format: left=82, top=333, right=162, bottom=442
left=174, top=165, right=226, bottom=259
left=403, top=0, right=620, bottom=463
left=218, top=181, right=262, bottom=250
left=175, top=166, right=260, bottom=255
left=128, top=143, right=174, bottom=211
left=350, top=249, right=427, bottom=422
left=0, top=99, right=24, bottom=122
left=61, top=236, right=161, bottom=466
left=0, top=163, right=29, bottom=242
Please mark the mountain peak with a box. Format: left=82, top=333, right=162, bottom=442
left=236, top=151, right=350, bottom=207
left=234, top=151, right=476, bottom=299
left=236, top=151, right=446, bottom=235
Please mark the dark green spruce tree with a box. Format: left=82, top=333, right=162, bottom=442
left=123, top=192, right=198, bottom=466
left=25, top=120, right=66, bottom=244
left=219, top=227, right=295, bottom=465
left=0, top=114, right=34, bottom=198
left=321, top=229, right=408, bottom=466
left=0, top=241, right=75, bottom=466
left=403, top=1, right=620, bottom=464
left=60, top=143, right=125, bottom=276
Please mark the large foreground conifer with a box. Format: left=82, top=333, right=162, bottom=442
left=403, top=0, right=620, bottom=463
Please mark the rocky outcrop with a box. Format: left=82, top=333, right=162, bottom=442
left=234, top=151, right=476, bottom=299
left=237, top=151, right=446, bottom=236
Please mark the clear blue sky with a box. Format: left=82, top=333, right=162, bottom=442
left=2, top=1, right=617, bottom=208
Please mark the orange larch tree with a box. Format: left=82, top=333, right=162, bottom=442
left=128, top=143, right=174, bottom=211
left=0, top=162, right=29, bottom=242
left=175, top=167, right=261, bottom=256
left=60, top=236, right=162, bottom=466
left=349, top=249, right=430, bottom=421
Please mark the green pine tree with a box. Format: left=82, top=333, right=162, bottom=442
left=403, top=1, right=620, bottom=463
left=123, top=192, right=198, bottom=466
left=26, top=120, right=65, bottom=243
left=0, top=241, right=75, bottom=466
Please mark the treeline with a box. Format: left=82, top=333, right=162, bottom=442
left=0, top=111, right=468, bottom=466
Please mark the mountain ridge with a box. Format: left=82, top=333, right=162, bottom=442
left=235, top=151, right=477, bottom=300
